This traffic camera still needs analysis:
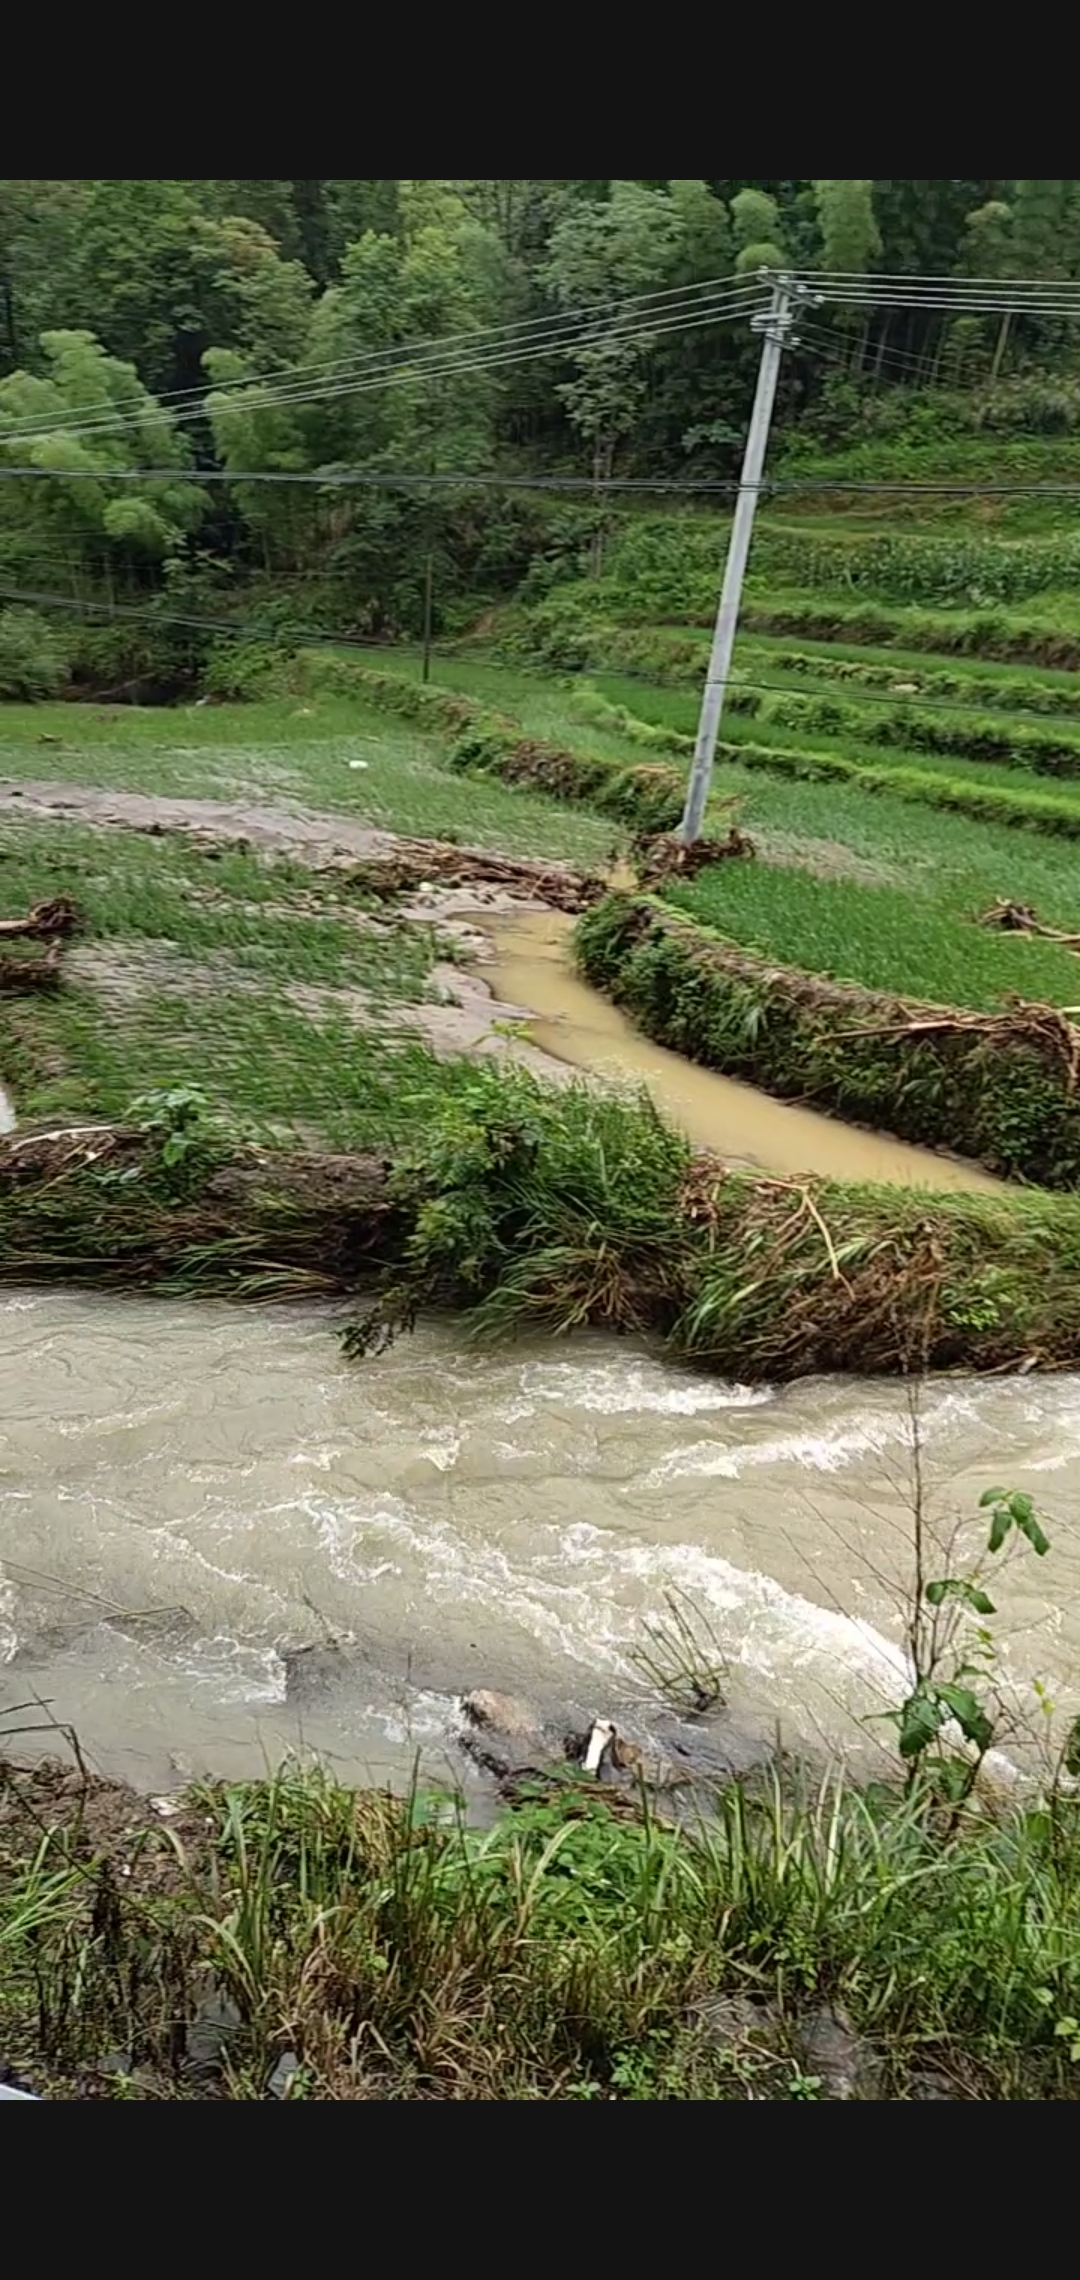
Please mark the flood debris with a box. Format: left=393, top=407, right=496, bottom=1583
left=341, top=838, right=604, bottom=915
left=0, top=896, right=82, bottom=942
left=0, top=894, right=82, bottom=993
left=631, top=823, right=756, bottom=888
left=0, top=938, right=68, bottom=993
left=459, top=1692, right=695, bottom=1815
left=977, top=897, right=1080, bottom=950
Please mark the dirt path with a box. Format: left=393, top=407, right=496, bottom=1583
left=0, top=780, right=411, bottom=862
left=0, top=782, right=593, bottom=1093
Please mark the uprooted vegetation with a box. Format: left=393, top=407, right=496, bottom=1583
left=7, top=1072, right=1080, bottom=1380
left=0, top=896, right=82, bottom=993
left=0, top=798, right=613, bottom=1139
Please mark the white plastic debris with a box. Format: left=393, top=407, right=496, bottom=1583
left=347, top=758, right=369, bottom=770
left=0, top=2084, right=38, bottom=2101
left=583, top=1717, right=617, bottom=1776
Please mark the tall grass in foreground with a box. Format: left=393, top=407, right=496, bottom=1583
left=4, top=1755, right=1080, bottom=2098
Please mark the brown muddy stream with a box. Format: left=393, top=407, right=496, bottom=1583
left=3, top=1292, right=1079, bottom=1801
left=0, top=905, right=1063, bottom=1804
left=480, top=911, right=1004, bottom=1194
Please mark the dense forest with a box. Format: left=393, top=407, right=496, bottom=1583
left=2, top=178, right=1080, bottom=691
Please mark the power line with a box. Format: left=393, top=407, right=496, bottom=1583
left=5, top=267, right=1079, bottom=458
left=805, top=283, right=1080, bottom=319
left=8, top=268, right=1080, bottom=446
left=795, top=318, right=948, bottom=384
left=8, top=459, right=1080, bottom=500
left=1, top=284, right=771, bottom=451
left=592, top=661, right=1080, bottom=733
left=0, top=273, right=764, bottom=441
left=0, top=582, right=406, bottom=654
left=10, top=579, right=1080, bottom=744
left=809, top=269, right=1080, bottom=289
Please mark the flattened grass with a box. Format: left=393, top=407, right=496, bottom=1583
left=0, top=816, right=459, bottom=1144
left=0, top=696, right=620, bottom=866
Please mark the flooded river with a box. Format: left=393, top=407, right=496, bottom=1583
left=3, top=1290, right=1078, bottom=1798
left=0, top=905, right=1061, bottom=1801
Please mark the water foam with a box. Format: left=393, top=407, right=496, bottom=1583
left=644, top=1385, right=986, bottom=1485
left=518, top=1357, right=774, bottom=1417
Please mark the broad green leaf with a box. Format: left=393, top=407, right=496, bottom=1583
left=937, top=1683, right=994, bottom=1753
left=925, top=1578, right=996, bottom=1616
left=1016, top=1508, right=1051, bottom=1557
left=987, top=1502, right=1012, bottom=1555
left=898, top=1688, right=947, bottom=1760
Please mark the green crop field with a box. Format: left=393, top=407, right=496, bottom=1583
left=662, top=859, right=1080, bottom=1012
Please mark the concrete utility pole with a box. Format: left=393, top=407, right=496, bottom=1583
left=679, top=272, right=815, bottom=844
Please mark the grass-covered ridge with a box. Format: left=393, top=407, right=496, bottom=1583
left=660, top=845, right=1080, bottom=1012
left=514, top=577, right=1080, bottom=675
left=9, top=1070, right=1080, bottom=1379
left=575, top=894, right=1080, bottom=1192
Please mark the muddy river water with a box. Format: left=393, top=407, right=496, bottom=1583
left=480, top=911, right=1005, bottom=1194
left=1, top=913, right=1073, bottom=1800
left=4, top=1293, right=1079, bottom=1800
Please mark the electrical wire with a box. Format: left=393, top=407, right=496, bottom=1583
left=586, top=662, right=1080, bottom=731
left=7, top=267, right=1080, bottom=456
left=801, top=285, right=1080, bottom=319
left=2, top=286, right=771, bottom=450
left=807, top=268, right=1080, bottom=288
left=794, top=317, right=948, bottom=385
left=0, top=273, right=761, bottom=437
left=6, top=580, right=1080, bottom=739
left=0, top=582, right=406, bottom=654
left=9, top=459, right=1080, bottom=499
left=0, top=272, right=763, bottom=439
left=9, top=267, right=1080, bottom=443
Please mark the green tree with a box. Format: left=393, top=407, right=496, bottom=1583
left=543, top=182, right=685, bottom=498
left=0, top=183, right=316, bottom=399
left=198, top=217, right=314, bottom=369
left=963, top=198, right=1017, bottom=380
left=812, top=180, right=881, bottom=276
left=202, top=351, right=308, bottom=572
left=207, top=185, right=508, bottom=616
left=0, top=330, right=204, bottom=589
left=1011, top=180, right=1071, bottom=278
left=730, top=187, right=787, bottom=276
left=302, top=182, right=505, bottom=473
left=812, top=182, right=881, bottom=371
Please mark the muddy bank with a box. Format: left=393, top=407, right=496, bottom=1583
left=479, top=910, right=1004, bottom=1195
left=0, top=792, right=1010, bottom=1190
left=0, top=781, right=600, bottom=911
left=576, top=893, right=1080, bottom=1193
left=4, top=1098, right=1080, bottom=1379
left=0, top=1738, right=997, bottom=2102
